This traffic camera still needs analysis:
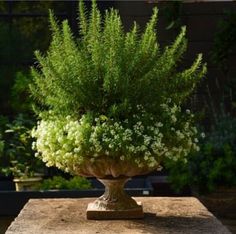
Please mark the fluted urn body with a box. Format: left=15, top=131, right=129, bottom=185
left=76, top=158, right=155, bottom=219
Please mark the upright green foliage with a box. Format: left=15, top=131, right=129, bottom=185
left=30, top=0, right=206, bottom=119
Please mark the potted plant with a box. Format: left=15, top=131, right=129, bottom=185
left=0, top=114, right=45, bottom=191
left=31, top=0, right=206, bottom=219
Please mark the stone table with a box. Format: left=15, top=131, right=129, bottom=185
left=6, top=197, right=231, bottom=234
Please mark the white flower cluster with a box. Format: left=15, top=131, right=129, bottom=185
left=88, top=117, right=166, bottom=168
left=32, top=103, right=199, bottom=172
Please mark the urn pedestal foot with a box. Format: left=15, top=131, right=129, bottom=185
left=86, top=202, right=143, bottom=220
left=86, top=177, right=144, bottom=220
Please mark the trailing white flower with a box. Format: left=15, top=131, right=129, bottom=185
left=32, top=102, right=199, bottom=172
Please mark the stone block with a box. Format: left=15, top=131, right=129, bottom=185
left=6, top=197, right=231, bottom=234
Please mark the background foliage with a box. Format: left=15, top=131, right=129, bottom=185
left=39, top=176, right=92, bottom=190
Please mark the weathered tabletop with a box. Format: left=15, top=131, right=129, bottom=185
left=6, top=197, right=231, bottom=234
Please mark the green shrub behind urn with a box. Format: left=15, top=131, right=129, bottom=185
left=191, top=115, right=236, bottom=193
left=31, top=0, right=206, bottom=176
left=167, top=114, right=236, bottom=194
left=39, top=176, right=92, bottom=190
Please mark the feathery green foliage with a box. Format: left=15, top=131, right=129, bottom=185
left=30, top=0, right=206, bottom=119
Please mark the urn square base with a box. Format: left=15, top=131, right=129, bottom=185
left=86, top=201, right=144, bottom=220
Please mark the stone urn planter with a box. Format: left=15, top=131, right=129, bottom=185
left=76, top=158, right=155, bottom=219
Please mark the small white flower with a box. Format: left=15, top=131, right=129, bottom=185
left=171, top=115, right=177, bottom=123
left=120, top=155, right=125, bottom=161
left=186, top=109, right=191, bottom=114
